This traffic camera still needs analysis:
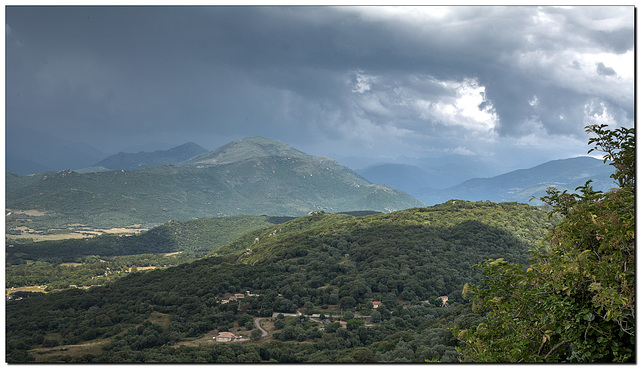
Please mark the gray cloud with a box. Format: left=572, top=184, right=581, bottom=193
left=6, top=5, right=635, bottom=172
left=596, top=62, right=617, bottom=76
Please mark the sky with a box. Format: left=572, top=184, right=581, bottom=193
left=5, top=5, right=636, bottom=172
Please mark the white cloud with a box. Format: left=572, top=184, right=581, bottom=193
left=584, top=100, right=618, bottom=127
left=452, top=146, right=475, bottom=156
left=348, top=72, right=499, bottom=137
left=416, top=78, right=498, bottom=132
left=342, top=6, right=451, bottom=23
left=352, top=71, right=373, bottom=94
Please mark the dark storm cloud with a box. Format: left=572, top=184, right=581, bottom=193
left=5, top=6, right=634, bottom=169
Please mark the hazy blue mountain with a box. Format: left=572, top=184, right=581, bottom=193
left=418, top=157, right=616, bottom=205
left=94, top=142, right=207, bottom=170
left=5, top=154, right=49, bottom=176
left=7, top=137, right=424, bottom=228
left=6, top=125, right=107, bottom=174
left=355, top=154, right=506, bottom=195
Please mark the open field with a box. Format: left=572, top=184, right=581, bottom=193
left=6, top=225, right=149, bottom=242
left=30, top=339, right=110, bottom=363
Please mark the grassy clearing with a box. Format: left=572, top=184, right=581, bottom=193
left=162, top=251, right=183, bottom=257
left=59, top=262, right=83, bottom=267
left=147, top=311, right=172, bottom=330
left=6, top=285, right=48, bottom=294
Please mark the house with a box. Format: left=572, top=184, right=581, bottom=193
left=234, top=293, right=245, bottom=299
left=216, top=332, right=238, bottom=342
left=372, top=301, right=382, bottom=309
left=339, top=321, right=348, bottom=329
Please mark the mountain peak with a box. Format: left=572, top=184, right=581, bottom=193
left=183, top=136, right=310, bottom=167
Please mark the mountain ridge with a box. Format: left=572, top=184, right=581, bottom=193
left=358, top=156, right=615, bottom=205
left=94, top=142, right=208, bottom=170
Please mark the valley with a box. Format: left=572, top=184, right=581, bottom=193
left=5, top=128, right=634, bottom=363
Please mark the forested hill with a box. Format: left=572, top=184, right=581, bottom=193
left=6, top=201, right=559, bottom=363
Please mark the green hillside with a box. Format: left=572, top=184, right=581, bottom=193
left=6, top=201, right=558, bottom=363
left=6, top=138, right=423, bottom=229
left=6, top=215, right=290, bottom=264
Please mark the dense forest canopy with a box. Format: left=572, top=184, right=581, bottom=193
left=6, top=201, right=555, bottom=363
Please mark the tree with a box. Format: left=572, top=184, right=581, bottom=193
left=339, top=296, right=356, bottom=310
left=250, top=328, right=262, bottom=341
left=456, top=124, right=635, bottom=363
left=370, top=310, right=381, bottom=324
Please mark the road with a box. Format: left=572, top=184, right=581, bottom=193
left=254, top=317, right=269, bottom=338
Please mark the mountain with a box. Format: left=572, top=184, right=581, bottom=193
left=6, top=125, right=107, bottom=175
left=6, top=137, right=424, bottom=228
left=355, top=154, right=509, bottom=196
left=94, top=142, right=207, bottom=170
left=418, top=157, right=616, bottom=205
left=6, top=201, right=558, bottom=363
left=183, top=136, right=309, bottom=167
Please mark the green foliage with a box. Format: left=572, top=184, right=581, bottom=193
left=457, top=124, right=635, bottom=363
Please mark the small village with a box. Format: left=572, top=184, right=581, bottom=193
left=208, top=291, right=450, bottom=343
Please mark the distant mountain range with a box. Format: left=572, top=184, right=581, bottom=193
left=7, top=134, right=617, bottom=228
left=6, top=137, right=423, bottom=228
left=94, top=142, right=208, bottom=170
left=357, top=157, right=616, bottom=205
